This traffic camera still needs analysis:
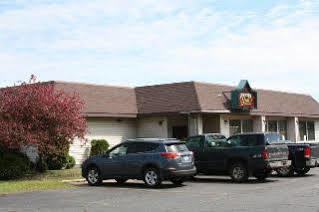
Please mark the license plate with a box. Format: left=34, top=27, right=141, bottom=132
left=182, top=156, right=191, bottom=162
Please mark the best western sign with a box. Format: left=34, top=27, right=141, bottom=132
left=231, top=80, right=257, bottom=111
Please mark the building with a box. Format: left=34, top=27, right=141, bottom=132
left=54, top=80, right=319, bottom=164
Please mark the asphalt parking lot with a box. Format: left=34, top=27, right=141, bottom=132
left=1, top=169, right=319, bottom=212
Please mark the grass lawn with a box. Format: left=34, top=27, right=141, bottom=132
left=0, top=168, right=83, bottom=195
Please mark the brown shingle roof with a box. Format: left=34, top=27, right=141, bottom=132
left=136, top=81, right=319, bottom=118
left=135, top=82, right=200, bottom=114
left=54, top=81, right=137, bottom=117
left=46, top=80, right=319, bottom=118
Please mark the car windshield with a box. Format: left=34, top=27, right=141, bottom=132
left=166, top=143, right=189, bottom=153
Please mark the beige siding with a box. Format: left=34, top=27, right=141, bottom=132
left=137, top=116, right=168, bottom=138
left=69, top=117, right=137, bottom=164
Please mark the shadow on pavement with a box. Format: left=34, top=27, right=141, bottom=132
left=76, top=181, right=185, bottom=190
left=271, top=173, right=316, bottom=178
left=189, top=176, right=278, bottom=184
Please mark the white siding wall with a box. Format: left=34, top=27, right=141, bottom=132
left=137, top=116, right=168, bottom=138
left=69, top=117, right=137, bottom=164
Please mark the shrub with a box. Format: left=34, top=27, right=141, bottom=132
left=46, top=154, right=68, bottom=170
left=90, top=139, right=109, bottom=156
left=0, top=152, right=31, bottom=180
left=65, top=155, right=76, bottom=169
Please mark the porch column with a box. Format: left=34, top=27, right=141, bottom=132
left=220, top=115, right=230, bottom=138
left=253, top=116, right=266, bottom=132
left=188, top=114, right=203, bottom=136
left=315, top=121, right=319, bottom=141
left=287, top=117, right=299, bottom=143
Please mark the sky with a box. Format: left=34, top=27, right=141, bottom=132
left=0, top=0, right=318, bottom=100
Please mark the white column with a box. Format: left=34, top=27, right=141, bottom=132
left=253, top=116, right=266, bottom=132
left=287, top=117, right=295, bottom=142
left=188, top=114, right=203, bottom=136
left=295, top=117, right=300, bottom=143
left=315, top=121, right=319, bottom=142
left=220, top=115, right=230, bottom=138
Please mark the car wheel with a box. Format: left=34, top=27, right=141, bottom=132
left=171, top=177, right=185, bottom=185
left=229, top=163, right=248, bottom=183
left=295, top=167, right=310, bottom=176
left=86, top=166, right=102, bottom=186
left=115, top=178, right=128, bottom=184
left=276, top=166, right=294, bottom=177
left=143, top=168, right=162, bottom=187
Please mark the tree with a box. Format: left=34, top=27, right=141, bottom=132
left=0, top=76, right=87, bottom=157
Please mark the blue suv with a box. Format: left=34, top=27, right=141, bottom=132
left=82, top=138, right=196, bottom=187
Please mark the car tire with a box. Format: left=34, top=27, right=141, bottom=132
left=229, top=162, right=248, bottom=183
left=295, top=167, right=310, bottom=176
left=276, top=166, right=294, bottom=177
left=171, top=177, right=185, bottom=185
left=115, top=178, right=128, bottom=184
left=143, top=167, right=162, bottom=188
left=86, top=166, right=102, bottom=186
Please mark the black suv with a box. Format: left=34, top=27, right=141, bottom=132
left=82, top=138, right=196, bottom=187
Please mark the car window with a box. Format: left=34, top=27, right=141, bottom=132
left=227, top=136, right=241, bottom=146
left=166, top=143, right=189, bottom=153
left=206, top=135, right=227, bottom=147
left=265, top=133, right=281, bottom=144
left=186, top=136, right=203, bottom=149
left=129, top=143, right=159, bottom=154
left=237, top=135, right=265, bottom=146
left=109, top=144, right=128, bottom=157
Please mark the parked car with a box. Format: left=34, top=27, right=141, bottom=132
left=82, top=138, right=196, bottom=187
left=275, top=139, right=319, bottom=176
left=186, top=133, right=291, bottom=182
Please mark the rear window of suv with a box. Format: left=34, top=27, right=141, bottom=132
left=166, top=143, right=189, bottom=153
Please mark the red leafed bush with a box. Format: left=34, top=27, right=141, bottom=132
left=0, top=76, right=87, bottom=156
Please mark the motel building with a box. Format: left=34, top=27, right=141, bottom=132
left=53, top=80, right=319, bottom=164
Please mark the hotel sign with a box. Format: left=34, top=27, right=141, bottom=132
left=230, top=80, right=257, bottom=111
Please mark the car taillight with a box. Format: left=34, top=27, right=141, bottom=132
left=304, top=146, right=311, bottom=159
left=160, top=152, right=178, bottom=159
left=262, top=148, right=269, bottom=160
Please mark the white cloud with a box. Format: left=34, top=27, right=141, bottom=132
left=0, top=0, right=318, bottom=100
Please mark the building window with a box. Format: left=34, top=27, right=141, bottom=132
left=267, top=121, right=277, bottom=132
left=242, top=120, right=253, bottom=133
left=299, top=121, right=315, bottom=141
left=230, top=120, right=241, bottom=136
left=266, top=120, right=287, bottom=140
left=229, top=119, right=253, bottom=136
left=278, top=120, right=288, bottom=140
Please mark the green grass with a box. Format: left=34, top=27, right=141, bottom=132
left=0, top=168, right=83, bottom=195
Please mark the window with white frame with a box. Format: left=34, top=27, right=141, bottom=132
left=299, top=121, right=315, bottom=141
left=229, top=119, right=253, bottom=136
left=266, top=120, right=287, bottom=140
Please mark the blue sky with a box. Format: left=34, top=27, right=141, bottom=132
left=0, top=0, right=318, bottom=100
